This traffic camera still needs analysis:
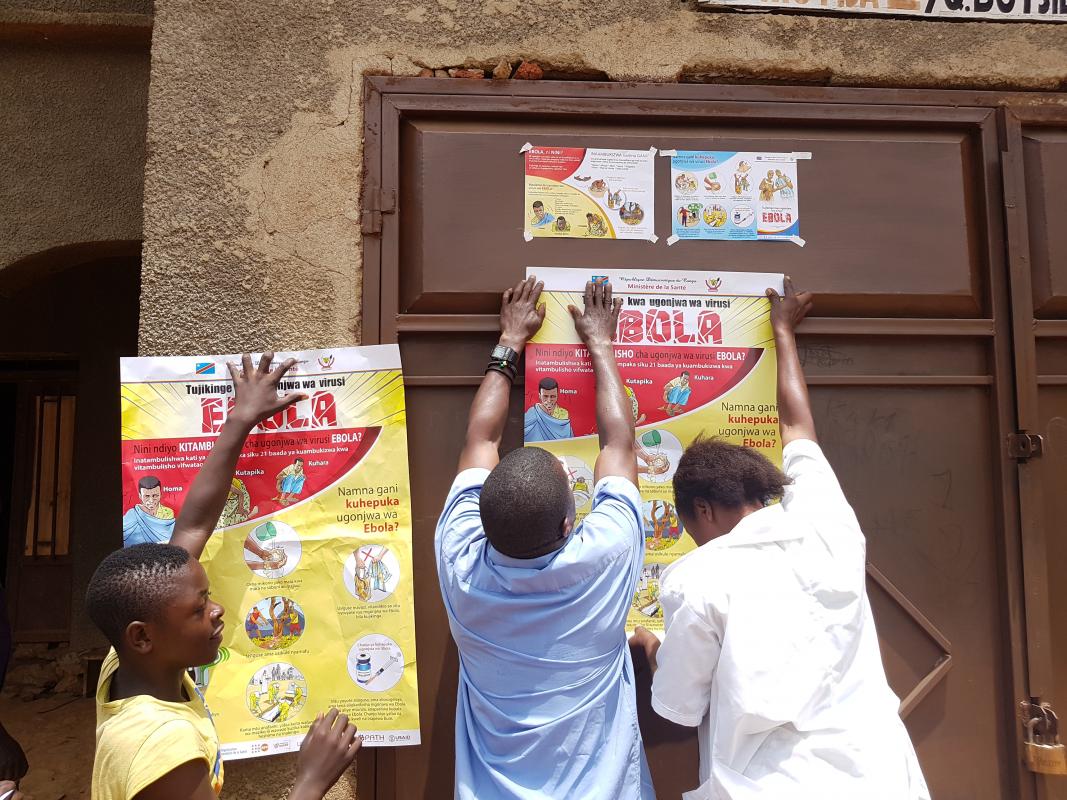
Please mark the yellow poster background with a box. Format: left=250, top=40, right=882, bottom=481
left=120, top=347, right=420, bottom=758
left=524, top=269, right=783, bottom=633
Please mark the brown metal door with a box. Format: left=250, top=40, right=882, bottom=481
left=3, top=375, right=77, bottom=642
left=362, top=79, right=1043, bottom=799
left=1002, top=104, right=1067, bottom=800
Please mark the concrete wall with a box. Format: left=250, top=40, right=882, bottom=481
left=0, top=14, right=150, bottom=277
left=140, top=0, right=1067, bottom=357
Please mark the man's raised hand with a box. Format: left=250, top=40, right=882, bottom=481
left=226, top=352, right=307, bottom=430
left=766, top=276, right=813, bottom=335
left=499, top=276, right=546, bottom=350
left=568, top=280, right=622, bottom=348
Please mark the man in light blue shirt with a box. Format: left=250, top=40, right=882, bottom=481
left=436, top=275, right=654, bottom=800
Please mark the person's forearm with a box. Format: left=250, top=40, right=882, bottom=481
left=774, top=324, right=817, bottom=444
left=465, top=368, right=512, bottom=450
left=589, top=342, right=633, bottom=449
left=172, top=416, right=255, bottom=557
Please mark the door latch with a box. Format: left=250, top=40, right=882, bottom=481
left=1020, top=700, right=1067, bottom=775
left=361, top=188, right=397, bottom=235
left=1008, top=432, right=1044, bottom=461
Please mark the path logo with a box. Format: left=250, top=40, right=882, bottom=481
left=706, top=277, right=722, bottom=293
left=592, top=275, right=610, bottom=286
left=318, top=355, right=335, bottom=370
left=195, top=362, right=216, bottom=375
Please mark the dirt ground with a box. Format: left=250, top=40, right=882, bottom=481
left=0, top=689, right=356, bottom=799
left=1, top=691, right=94, bottom=799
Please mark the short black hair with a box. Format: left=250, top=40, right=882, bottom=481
left=681, top=371, right=690, bottom=377
left=138, top=475, right=161, bottom=491
left=532, top=201, right=544, bottom=209
left=480, top=447, right=572, bottom=558
left=538, top=377, right=559, bottom=392
left=294, top=457, right=304, bottom=464
left=673, top=437, right=790, bottom=517
left=86, top=544, right=191, bottom=648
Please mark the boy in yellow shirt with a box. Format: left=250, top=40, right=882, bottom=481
left=88, top=353, right=362, bottom=800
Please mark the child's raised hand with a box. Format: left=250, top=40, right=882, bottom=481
left=291, top=709, right=362, bottom=799
left=226, top=352, right=307, bottom=429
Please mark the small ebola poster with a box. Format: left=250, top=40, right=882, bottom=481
left=668, top=151, right=806, bottom=246
left=119, top=346, right=420, bottom=757
left=523, top=145, right=656, bottom=241
left=524, top=268, right=783, bottom=633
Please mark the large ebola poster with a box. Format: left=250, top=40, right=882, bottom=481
left=524, top=268, right=783, bottom=633
left=119, top=346, right=420, bottom=758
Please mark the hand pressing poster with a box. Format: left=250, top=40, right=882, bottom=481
left=523, top=268, right=783, bottom=633
left=524, top=146, right=656, bottom=241
left=120, top=346, right=420, bottom=757
left=669, top=151, right=805, bottom=245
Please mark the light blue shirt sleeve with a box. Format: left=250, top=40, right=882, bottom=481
left=435, top=468, right=490, bottom=574
left=574, top=475, right=643, bottom=563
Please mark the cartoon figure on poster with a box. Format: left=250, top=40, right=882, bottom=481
left=344, top=545, right=401, bottom=603
left=558, top=455, right=594, bottom=510
left=122, top=475, right=175, bottom=546
left=246, top=663, right=308, bottom=723
left=219, top=477, right=257, bottom=528
left=273, top=457, right=307, bottom=506
left=662, top=371, right=692, bottom=417
left=524, top=377, right=574, bottom=442
left=245, top=597, right=306, bottom=651
left=530, top=201, right=555, bottom=229
left=633, top=563, right=664, bottom=619
left=643, top=500, right=683, bottom=552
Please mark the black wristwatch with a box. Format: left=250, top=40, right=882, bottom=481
left=487, top=344, right=519, bottom=381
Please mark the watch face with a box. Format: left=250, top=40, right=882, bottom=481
left=492, top=345, right=514, bottom=361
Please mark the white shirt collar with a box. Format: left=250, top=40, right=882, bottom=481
left=711, top=504, right=805, bottom=549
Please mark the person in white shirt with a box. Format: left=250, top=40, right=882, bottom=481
left=630, top=278, right=930, bottom=800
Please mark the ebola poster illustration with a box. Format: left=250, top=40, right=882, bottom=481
left=524, top=268, right=783, bottom=633
left=668, top=151, right=806, bottom=246
left=119, top=346, right=420, bottom=758
left=523, top=145, right=657, bottom=241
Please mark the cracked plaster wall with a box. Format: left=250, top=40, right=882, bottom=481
left=141, top=0, right=1067, bottom=356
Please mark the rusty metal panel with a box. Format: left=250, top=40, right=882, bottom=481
left=362, top=78, right=1049, bottom=800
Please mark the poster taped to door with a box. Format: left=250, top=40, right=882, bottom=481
left=523, top=268, right=783, bottom=633
left=669, top=151, right=804, bottom=245
left=524, top=146, right=656, bottom=241
left=119, top=345, right=420, bottom=757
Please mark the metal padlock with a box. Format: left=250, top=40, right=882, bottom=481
left=1025, top=704, right=1067, bottom=775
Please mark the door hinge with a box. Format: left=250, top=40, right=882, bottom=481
left=1008, top=432, right=1044, bottom=461
left=360, top=188, right=397, bottom=236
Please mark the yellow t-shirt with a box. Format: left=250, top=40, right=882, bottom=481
left=92, top=649, right=224, bottom=798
